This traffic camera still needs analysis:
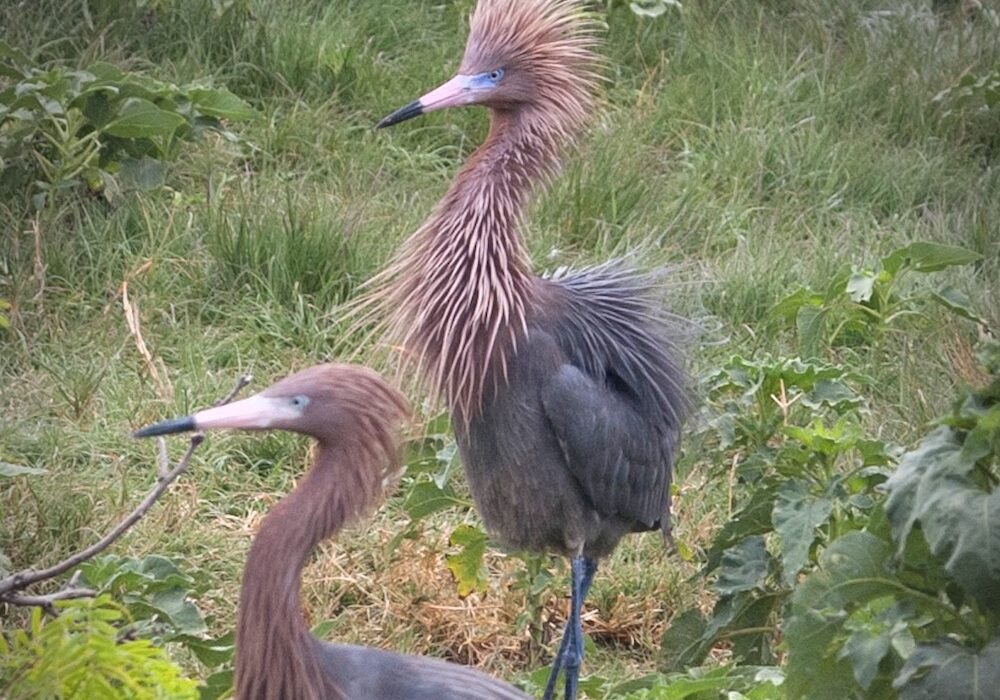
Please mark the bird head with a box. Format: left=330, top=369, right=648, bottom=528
left=133, top=364, right=410, bottom=450
left=376, top=0, right=600, bottom=132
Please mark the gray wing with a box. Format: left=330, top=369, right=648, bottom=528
left=541, top=363, right=675, bottom=531
left=318, top=643, right=530, bottom=700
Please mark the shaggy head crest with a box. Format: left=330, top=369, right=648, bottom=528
left=461, top=0, right=602, bottom=132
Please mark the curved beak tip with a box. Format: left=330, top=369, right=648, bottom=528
left=133, top=416, right=197, bottom=439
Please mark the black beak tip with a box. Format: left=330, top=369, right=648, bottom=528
left=133, top=416, right=197, bottom=439
left=375, top=100, right=424, bottom=130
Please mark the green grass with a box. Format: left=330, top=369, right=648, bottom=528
left=2, top=0, right=998, bottom=694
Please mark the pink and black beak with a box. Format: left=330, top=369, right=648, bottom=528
left=134, top=395, right=299, bottom=438
left=376, top=71, right=503, bottom=129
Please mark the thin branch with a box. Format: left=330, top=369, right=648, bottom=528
left=217, top=374, right=253, bottom=406
left=5, top=589, right=97, bottom=615
left=0, top=374, right=252, bottom=603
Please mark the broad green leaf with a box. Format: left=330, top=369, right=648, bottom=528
left=715, top=536, right=770, bottom=595
left=199, top=668, right=234, bottom=700
left=188, top=87, right=256, bottom=121
left=80, top=90, right=114, bottom=129
left=882, top=242, right=982, bottom=276
left=0, top=40, right=31, bottom=69
left=846, top=270, right=877, bottom=303
left=839, top=600, right=917, bottom=690
left=840, top=625, right=891, bottom=690
left=795, top=305, right=827, bottom=358
left=884, top=425, right=1000, bottom=613
left=403, top=479, right=465, bottom=520
left=433, top=441, right=459, bottom=489
left=770, top=287, right=822, bottom=322
left=728, top=594, right=781, bottom=665
left=104, top=97, right=185, bottom=139
left=86, top=61, right=125, bottom=81
left=895, top=637, right=1000, bottom=700
left=630, top=2, right=669, bottom=18
left=931, top=286, right=986, bottom=325
left=706, top=484, right=778, bottom=572
left=0, top=461, right=47, bottom=476
left=118, top=156, right=168, bottom=191
left=156, top=588, right=207, bottom=634
left=801, top=379, right=863, bottom=414
left=172, top=631, right=234, bottom=667
left=660, top=609, right=708, bottom=671
left=785, top=532, right=895, bottom=699
left=772, top=479, right=832, bottom=585
left=445, top=524, right=488, bottom=597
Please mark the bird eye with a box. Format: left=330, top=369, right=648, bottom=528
left=290, top=395, right=310, bottom=408
left=489, top=69, right=504, bottom=82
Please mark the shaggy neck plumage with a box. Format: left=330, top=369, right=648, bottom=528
left=384, top=108, right=566, bottom=419
left=234, top=441, right=375, bottom=700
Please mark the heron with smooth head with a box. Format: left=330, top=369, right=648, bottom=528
left=136, top=363, right=530, bottom=700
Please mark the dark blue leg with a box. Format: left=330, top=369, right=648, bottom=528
left=563, top=556, right=597, bottom=700
left=541, top=556, right=599, bottom=700
left=540, top=615, right=573, bottom=700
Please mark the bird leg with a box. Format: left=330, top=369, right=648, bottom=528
left=542, top=555, right=598, bottom=700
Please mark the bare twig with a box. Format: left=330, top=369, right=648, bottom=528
left=31, top=215, right=45, bottom=312
left=218, top=374, right=253, bottom=406
left=122, top=278, right=173, bottom=401
left=5, top=589, right=97, bottom=615
left=0, top=374, right=252, bottom=605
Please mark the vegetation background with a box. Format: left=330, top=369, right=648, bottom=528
left=1, top=0, right=998, bottom=697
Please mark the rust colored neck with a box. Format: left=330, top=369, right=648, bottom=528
left=234, top=440, right=377, bottom=700
left=384, top=107, right=565, bottom=420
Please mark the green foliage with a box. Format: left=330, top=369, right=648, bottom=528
left=2, top=0, right=998, bottom=695
left=80, top=554, right=235, bottom=697
left=663, top=355, right=892, bottom=670
left=771, top=242, right=984, bottom=356
left=611, top=0, right=682, bottom=18
left=783, top=341, right=1000, bottom=699
left=933, top=66, right=1000, bottom=151
left=445, top=524, right=490, bottom=597
left=0, top=41, right=254, bottom=209
left=0, top=462, right=46, bottom=477
left=524, top=663, right=784, bottom=699
left=934, top=68, right=1000, bottom=115
left=81, top=555, right=208, bottom=639
left=0, top=596, right=199, bottom=699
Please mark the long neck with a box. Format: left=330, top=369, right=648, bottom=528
left=381, top=109, right=563, bottom=419
left=234, top=443, right=374, bottom=700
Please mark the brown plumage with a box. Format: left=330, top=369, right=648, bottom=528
left=364, top=1, right=690, bottom=698
left=135, top=364, right=530, bottom=700
left=360, top=0, right=601, bottom=419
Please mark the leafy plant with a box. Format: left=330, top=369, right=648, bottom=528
left=933, top=67, right=1000, bottom=119
left=608, top=0, right=682, bottom=18
left=662, top=355, right=891, bottom=670
left=78, top=555, right=235, bottom=699
left=770, top=242, right=984, bottom=356
left=0, top=40, right=255, bottom=209
left=0, top=596, right=199, bottom=699
left=523, top=662, right=784, bottom=700
left=783, top=340, right=1000, bottom=699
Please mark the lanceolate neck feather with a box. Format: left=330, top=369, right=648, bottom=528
left=377, top=109, right=569, bottom=420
